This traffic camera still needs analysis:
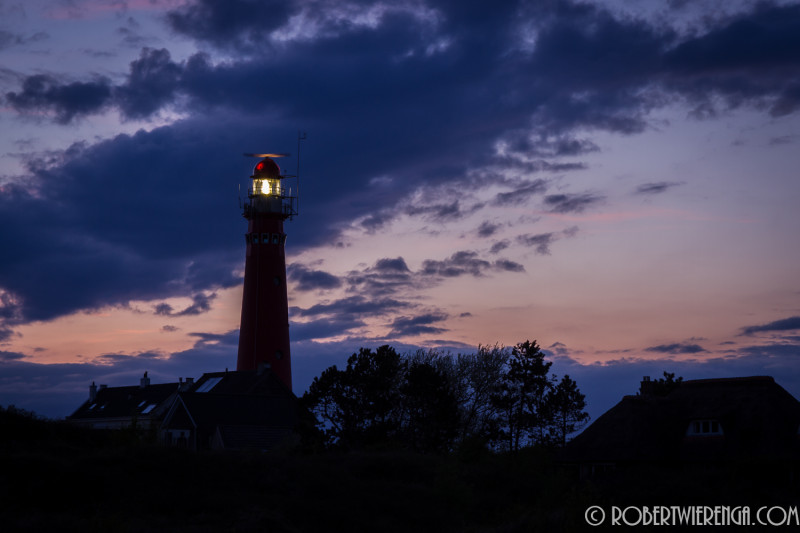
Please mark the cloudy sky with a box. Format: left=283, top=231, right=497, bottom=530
left=1, top=0, right=799, bottom=420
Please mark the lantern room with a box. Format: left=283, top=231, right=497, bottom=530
left=250, top=157, right=283, bottom=197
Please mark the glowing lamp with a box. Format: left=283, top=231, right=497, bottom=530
left=251, top=158, right=282, bottom=196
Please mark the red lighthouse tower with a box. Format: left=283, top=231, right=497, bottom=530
left=236, top=156, right=296, bottom=390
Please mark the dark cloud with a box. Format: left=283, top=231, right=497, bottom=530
left=0, top=351, right=24, bottom=361
left=175, top=293, right=217, bottom=316
left=740, top=316, right=800, bottom=336
left=501, top=133, right=599, bottom=158
left=489, top=240, right=510, bottom=254
left=419, top=250, right=527, bottom=278
left=734, top=341, right=800, bottom=358
left=153, top=303, right=173, bottom=316
left=635, top=181, right=683, bottom=195
left=476, top=221, right=499, bottom=238
left=292, top=295, right=412, bottom=319
left=292, top=316, right=366, bottom=342
left=345, top=257, right=415, bottom=296
left=562, top=225, right=579, bottom=238
left=161, top=325, right=179, bottom=332
left=288, top=264, right=342, bottom=292
left=544, top=193, right=604, bottom=213
left=662, top=3, right=800, bottom=117
left=388, top=312, right=449, bottom=337
left=115, top=48, right=183, bottom=119
left=406, top=200, right=470, bottom=222
left=374, top=257, right=411, bottom=273
left=0, top=118, right=246, bottom=326
left=186, top=331, right=231, bottom=345
left=5, top=74, right=113, bottom=124
left=493, top=259, right=525, bottom=273
left=0, top=30, right=47, bottom=50
left=360, top=210, right=396, bottom=232
left=645, top=342, right=707, bottom=354
left=96, top=351, right=162, bottom=365
left=516, top=233, right=556, bottom=255
left=166, top=0, right=295, bottom=50
left=289, top=252, right=521, bottom=339
left=421, top=251, right=491, bottom=278
left=0, top=327, right=14, bottom=342
left=7, top=0, right=799, bottom=134
left=5, top=48, right=182, bottom=123
left=492, top=180, right=547, bottom=206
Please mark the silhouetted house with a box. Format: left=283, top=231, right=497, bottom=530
left=561, top=376, right=800, bottom=478
left=68, top=369, right=297, bottom=451
left=68, top=372, right=188, bottom=430
left=160, top=368, right=297, bottom=451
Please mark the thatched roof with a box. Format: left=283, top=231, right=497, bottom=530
left=561, top=376, right=800, bottom=464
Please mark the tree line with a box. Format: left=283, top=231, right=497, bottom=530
left=299, top=340, right=589, bottom=453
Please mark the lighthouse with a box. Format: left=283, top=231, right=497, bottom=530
left=236, top=156, right=296, bottom=390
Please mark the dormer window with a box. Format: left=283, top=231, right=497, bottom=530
left=687, top=419, right=723, bottom=436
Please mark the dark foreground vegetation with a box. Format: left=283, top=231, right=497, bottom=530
left=3, top=343, right=799, bottom=532
left=2, top=405, right=799, bottom=533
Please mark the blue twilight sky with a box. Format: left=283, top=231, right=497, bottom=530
left=0, top=0, right=799, bottom=421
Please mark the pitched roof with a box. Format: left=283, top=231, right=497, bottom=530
left=68, top=382, right=180, bottom=421
left=561, top=376, right=800, bottom=464
left=189, top=369, right=292, bottom=397
left=168, top=393, right=296, bottom=432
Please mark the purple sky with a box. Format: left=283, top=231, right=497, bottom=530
left=1, top=0, right=799, bottom=421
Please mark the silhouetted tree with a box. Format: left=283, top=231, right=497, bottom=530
left=301, top=345, right=404, bottom=449
left=547, top=374, right=590, bottom=447
left=400, top=361, right=460, bottom=453
left=452, top=344, right=508, bottom=446
left=490, top=340, right=553, bottom=451
left=302, top=341, right=591, bottom=454
left=299, top=365, right=347, bottom=447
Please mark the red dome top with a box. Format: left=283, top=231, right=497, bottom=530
left=253, top=158, right=281, bottom=179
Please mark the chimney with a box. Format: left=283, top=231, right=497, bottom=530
left=89, top=381, right=97, bottom=402
left=639, top=375, right=653, bottom=396
left=140, top=371, right=150, bottom=388
left=179, top=377, right=195, bottom=391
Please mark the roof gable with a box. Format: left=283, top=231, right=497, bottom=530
left=190, top=369, right=294, bottom=397
left=164, top=393, right=296, bottom=432
left=69, top=382, right=180, bottom=420
left=562, top=376, right=800, bottom=463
